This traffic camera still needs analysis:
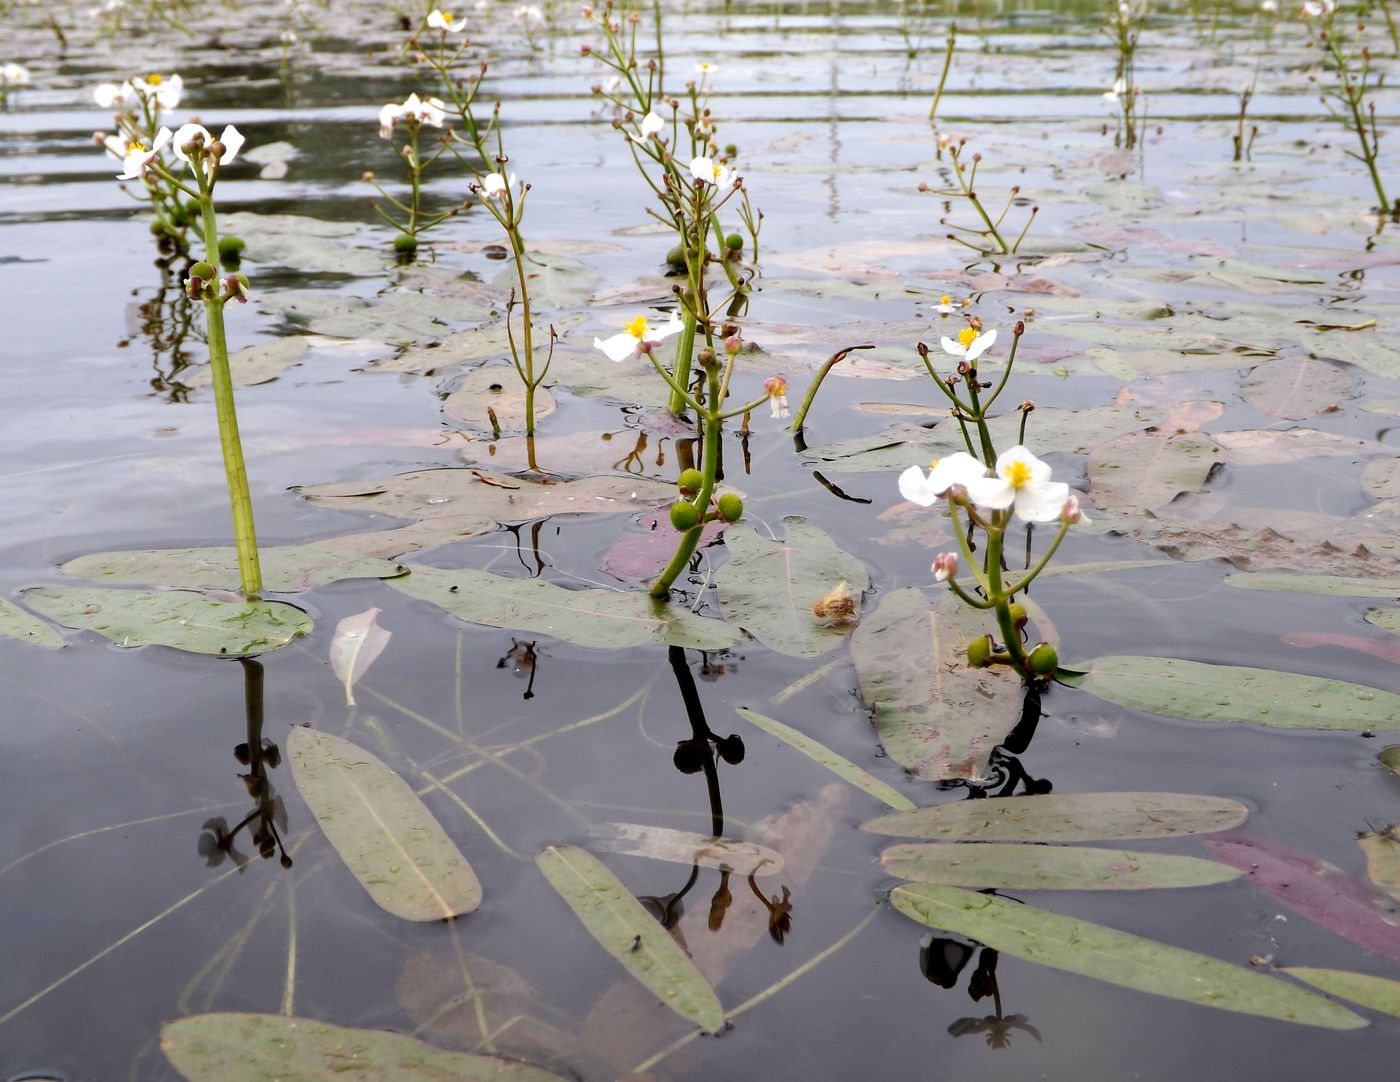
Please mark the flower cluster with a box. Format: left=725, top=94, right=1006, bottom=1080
left=379, top=93, right=447, bottom=139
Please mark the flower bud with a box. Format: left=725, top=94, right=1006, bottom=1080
left=966, top=634, right=994, bottom=668
left=944, top=483, right=970, bottom=507
left=932, top=552, right=958, bottom=582
left=669, top=500, right=699, bottom=531
left=1061, top=494, right=1089, bottom=526
left=393, top=232, right=418, bottom=253
left=716, top=492, right=743, bottom=522
left=190, top=261, right=215, bottom=281
left=723, top=334, right=742, bottom=356
left=1007, top=602, right=1028, bottom=630
left=697, top=346, right=719, bottom=369
left=221, top=273, right=251, bottom=303
left=1014, top=319, right=1025, bottom=336
left=677, top=468, right=704, bottom=495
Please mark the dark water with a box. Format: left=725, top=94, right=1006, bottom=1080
left=3, top=0, right=1400, bottom=1078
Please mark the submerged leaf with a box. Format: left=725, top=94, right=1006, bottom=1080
left=1283, top=968, right=1400, bottom=1019
left=288, top=728, right=481, bottom=921
left=1060, top=656, right=1400, bottom=730
left=890, top=885, right=1363, bottom=1029
left=21, top=588, right=310, bottom=655
left=535, top=845, right=724, bottom=1031
left=717, top=517, right=869, bottom=658
left=880, top=842, right=1242, bottom=890
left=850, top=588, right=1021, bottom=781
left=863, top=792, right=1248, bottom=842
left=388, top=566, right=741, bottom=650
left=735, top=707, right=915, bottom=811
left=588, top=823, right=782, bottom=876
left=330, top=608, right=392, bottom=706
left=161, top=1012, right=565, bottom=1080
left=61, top=544, right=406, bottom=593
left=185, top=336, right=312, bottom=388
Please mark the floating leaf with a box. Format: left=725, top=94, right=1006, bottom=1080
left=1225, top=572, right=1400, bottom=596
left=388, top=566, right=741, bottom=650
left=601, top=511, right=729, bottom=579
left=21, top=588, right=310, bottom=655
left=1366, top=608, right=1400, bottom=635
left=850, top=588, right=1021, bottom=781
left=588, top=823, right=783, bottom=876
left=501, top=251, right=599, bottom=309
left=330, top=608, right=391, bottom=706
left=380, top=314, right=588, bottom=374
left=288, top=728, right=481, bottom=920
left=61, top=544, right=406, bottom=593
left=717, top=517, right=869, bottom=658
left=0, top=596, right=63, bottom=649
left=443, top=365, right=557, bottom=433
left=1357, top=828, right=1400, bottom=904
left=1203, top=834, right=1400, bottom=964
left=879, top=842, right=1242, bottom=890
left=1382, top=746, right=1400, bottom=778
left=1087, top=431, right=1222, bottom=513
left=161, top=1012, right=566, bottom=1080
left=1241, top=357, right=1356, bottom=419
left=1363, top=458, right=1400, bottom=500
left=1060, top=656, right=1400, bottom=730
left=535, top=845, right=724, bottom=1031
left=735, top=707, right=915, bottom=811
left=863, top=791, right=1248, bottom=842
left=221, top=211, right=383, bottom=276
left=185, top=336, right=312, bottom=388
left=890, top=885, right=1363, bottom=1029
left=1211, top=428, right=1376, bottom=466
left=1284, top=969, right=1400, bottom=1018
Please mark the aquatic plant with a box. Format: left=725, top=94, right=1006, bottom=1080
left=1105, top=0, right=1147, bottom=148
left=920, top=140, right=1037, bottom=256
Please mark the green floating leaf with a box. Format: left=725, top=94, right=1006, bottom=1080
left=717, top=517, right=869, bottom=658
left=443, top=365, right=556, bottom=434
left=850, top=588, right=1021, bottom=781
left=736, top=707, right=914, bottom=811
left=389, top=566, right=741, bottom=650
left=288, top=728, right=481, bottom=921
left=161, top=1012, right=566, bottom=1080
left=535, top=845, right=724, bottom=1031
left=381, top=314, right=587, bottom=374
left=891, top=885, right=1364, bottom=1029
left=1087, top=431, right=1222, bottom=514
left=1242, top=357, right=1357, bottom=420
left=1381, top=746, right=1400, bottom=778
left=501, top=251, right=599, bottom=309
left=0, top=596, right=63, bottom=649
left=862, top=792, right=1249, bottom=842
left=880, top=842, right=1242, bottom=890
left=61, top=544, right=406, bottom=593
left=1366, top=608, right=1400, bottom=635
left=588, top=822, right=783, bottom=876
left=1284, top=968, right=1400, bottom=1019
left=1358, top=828, right=1400, bottom=903
left=185, top=336, right=311, bottom=388
left=221, top=211, right=384, bottom=275
left=1225, top=572, right=1400, bottom=597
left=1060, top=656, right=1400, bottom=730
left=22, top=588, right=309, bottom=655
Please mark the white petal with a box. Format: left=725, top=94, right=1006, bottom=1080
left=898, top=466, right=939, bottom=506
left=171, top=122, right=211, bottom=162
left=940, top=335, right=967, bottom=357
left=965, top=477, right=1015, bottom=510
left=926, top=451, right=987, bottom=493
left=1013, top=481, right=1071, bottom=523
left=594, top=333, right=639, bottom=362
left=964, top=328, right=997, bottom=362
left=650, top=313, right=685, bottom=342
left=640, top=111, right=663, bottom=137
left=689, top=156, right=713, bottom=184
left=216, top=125, right=245, bottom=164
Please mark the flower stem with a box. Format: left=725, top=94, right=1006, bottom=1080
left=650, top=371, right=721, bottom=599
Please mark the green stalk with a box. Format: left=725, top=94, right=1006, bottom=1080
left=650, top=370, right=721, bottom=599
left=929, top=23, right=957, bottom=123
left=983, top=515, right=1028, bottom=676
left=668, top=308, right=698, bottom=417
left=789, top=345, right=874, bottom=431
left=196, top=168, right=262, bottom=600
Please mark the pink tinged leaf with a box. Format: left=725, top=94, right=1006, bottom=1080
left=1203, top=833, right=1400, bottom=963
left=330, top=607, right=391, bottom=706
left=600, top=512, right=728, bottom=579
left=1283, top=631, right=1400, bottom=665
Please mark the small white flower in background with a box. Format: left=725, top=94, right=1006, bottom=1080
left=941, top=325, right=997, bottom=362
left=764, top=376, right=790, bottom=419
left=695, top=61, right=719, bottom=75
left=514, top=4, right=543, bottom=21
left=427, top=8, right=468, bottom=31
left=133, top=72, right=183, bottom=111
left=933, top=294, right=962, bottom=315
left=965, top=445, right=1070, bottom=524
left=94, top=80, right=135, bottom=108
left=279, top=29, right=299, bottom=44
left=378, top=93, right=446, bottom=137
left=603, top=75, right=622, bottom=92
left=689, top=155, right=734, bottom=188
left=1259, top=0, right=1277, bottom=11
left=1302, top=0, right=1334, bottom=16
left=1, top=63, right=30, bottom=87
left=101, top=132, right=130, bottom=158
left=1103, top=77, right=1127, bottom=101
left=171, top=123, right=246, bottom=168
left=632, top=111, right=664, bottom=142
left=116, top=126, right=171, bottom=179
left=593, top=312, right=685, bottom=362
left=932, top=552, right=959, bottom=582
left=480, top=171, right=517, bottom=198
left=898, top=451, right=987, bottom=507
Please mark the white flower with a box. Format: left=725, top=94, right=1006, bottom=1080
left=427, top=8, right=467, bottom=30
left=898, top=451, right=987, bottom=507
left=764, top=376, right=789, bottom=419
left=1103, top=77, right=1127, bottom=101
left=514, top=4, right=543, bottom=20
left=94, top=80, right=135, bottom=108
left=133, top=72, right=183, bottom=111
left=379, top=93, right=446, bottom=137
left=116, top=126, right=171, bottom=179
left=689, top=155, right=733, bottom=188
left=695, top=61, right=719, bottom=75
left=481, top=171, right=517, bottom=198
left=631, top=111, right=664, bottom=142
left=603, top=75, right=622, bottom=92
left=1302, top=0, right=1334, bottom=15
left=279, top=29, right=300, bottom=44
left=941, top=326, right=997, bottom=362
left=965, top=445, right=1070, bottom=524
left=101, top=132, right=130, bottom=158
left=933, top=294, right=962, bottom=315
left=1, top=62, right=30, bottom=87
left=170, top=123, right=245, bottom=168
left=593, top=312, right=685, bottom=362
left=1259, top=0, right=1277, bottom=11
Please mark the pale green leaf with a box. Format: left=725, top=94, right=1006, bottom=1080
left=736, top=707, right=915, bottom=811
left=1087, top=431, right=1222, bottom=513
left=1357, top=829, right=1400, bottom=903
left=185, top=336, right=311, bottom=388
left=330, top=607, right=391, bottom=707
left=1381, top=746, right=1400, bottom=778
left=717, top=517, right=869, bottom=658
left=880, top=842, right=1242, bottom=889
left=1363, top=458, right=1400, bottom=500
left=1241, top=357, right=1357, bottom=419
left=388, top=566, right=741, bottom=650
left=443, top=365, right=556, bottom=433
left=500, top=251, right=599, bottom=309
left=21, top=588, right=310, bottom=655
left=535, top=845, right=724, bottom=1031
left=1060, top=656, right=1400, bottom=729
left=288, top=728, right=481, bottom=920
left=61, top=544, right=406, bottom=593
left=161, top=1012, right=566, bottom=1079
left=891, top=885, right=1364, bottom=1029
left=1284, top=968, right=1400, bottom=1018
left=1225, top=572, right=1400, bottom=597
left=862, top=791, right=1249, bottom=841
left=0, top=596, right=63, bottom=649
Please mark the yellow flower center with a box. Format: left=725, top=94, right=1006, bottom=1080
left=130, top=141, right=147, bottom=153
left=443, top=10, right=455, bottom=20
left=1005, top=460, right=1033, bottom=489
left=625, top=315, right=649, bottom=339
left=939, top=295, right=951, bottom=305
left=146, top=73, right=162, bottom=85
left=928, top=457, right=941, bottom=469
left=957, top=327, right=978, bottom=349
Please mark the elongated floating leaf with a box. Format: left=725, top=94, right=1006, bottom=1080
left=1284, top=968, right=1400, bottom=1019
left=880, top=842, right=1242, bottom=890
left=0, top=596, right=63, bottom=649
left=289, top=728, right=481, bottom=920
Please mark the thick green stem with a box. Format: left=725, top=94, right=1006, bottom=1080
left=650, top=371, right=721, bottom=599
left=984, top=516, right=1029, bottom=676
left=197, top=178, right=262, bottom=600
left=668, top=308, right=698, bottom=417
left=789, top=344, right=874, bottom=431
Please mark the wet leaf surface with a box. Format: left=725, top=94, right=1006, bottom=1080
left=443, top=365, right=557, bottom=433
left=61, top=544, right=406, bottom=593
left=587, top=823, right=783, bottom=876
left=0, top=596, right=64, bottom=649
left=880, top=842, right=1243, bottom=890
left=1357, top=829, right=1400, bottom=905
left=1284, top=968, right=1400, bottom=1019
left=329, top=607, right=391, bottom=706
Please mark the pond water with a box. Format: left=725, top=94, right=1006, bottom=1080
left=4, top=0, right=1400, bottom=1078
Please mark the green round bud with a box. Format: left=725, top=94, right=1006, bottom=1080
left=716, top=493, right=743, bottom=522
left=724, top=144, right=738, bottom=157
left=724, top=233, right=743, bottom=251
left=190, top=261, right=215, bottom=281
left=1027, top=643, right=1059, bottom=677
left=966, top=634, right=993, bottom=669
left=665, top=244, right=687, bottom=272
left=1007, top=602, right=1028, bottom=630
left=169, top=205, right=189, bottom=228
left=217, top=235, right=246, bottom=259
left=677, top=468, right=704, bottom=495
left=149, top=220, right=166, bottom=236
left=392, top=232, right=418, bottom=254
left=670, top=501, right=699, bottom=531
